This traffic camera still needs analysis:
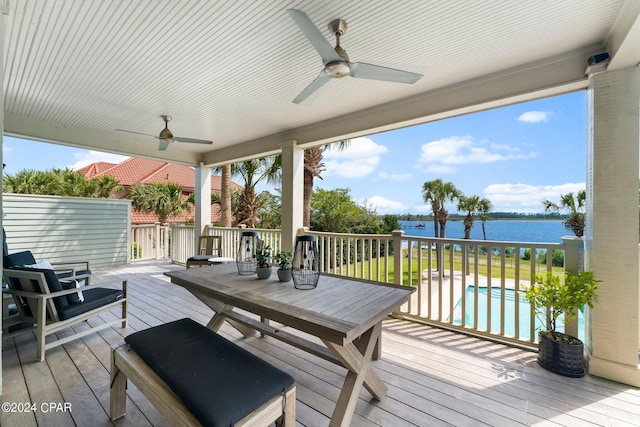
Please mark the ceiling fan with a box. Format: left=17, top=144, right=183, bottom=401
left=117, top=115, right=213, bottom=151
left=287, top=9, right=423, bottom=104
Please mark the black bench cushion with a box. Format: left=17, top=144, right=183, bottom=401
left=125, top=318, right=294, bottom=427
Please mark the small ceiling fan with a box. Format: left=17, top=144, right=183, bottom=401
left=117, top=115, right=213, bottom=151
left=287, top=9, right=423, bottom=104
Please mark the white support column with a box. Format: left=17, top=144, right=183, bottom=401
left=194, top=164, right=212, bottom=251
left=280, top=141, right=304, bottom=252
left=0, top=3, right=7, bottom=395
left=586, top=66, right=640, bottom=386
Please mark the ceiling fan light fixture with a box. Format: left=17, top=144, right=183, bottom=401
left=159, top=127, right=173, bottom=141
left=325, top=61, right=350, bottom=78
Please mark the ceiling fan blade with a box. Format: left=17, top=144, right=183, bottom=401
left=115, top=129, right=156, bottom=139
left=158, top=139, right=171, bottom=151
left=287, top=9, right=342, bottom=65
left=350, top=62, right=423, bottom=84
left=293, top=71, right=332, bottom=104
left=174, top=136, right=213, bottom=145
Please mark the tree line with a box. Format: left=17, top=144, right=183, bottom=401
left=2, top=148, right=586, bottom=239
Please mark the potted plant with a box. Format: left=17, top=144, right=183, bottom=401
left=255, top=246, right=272, bottom=279
left=522, top=270, right=600, bottom=377
left=274, top=251, right=292, bottom=282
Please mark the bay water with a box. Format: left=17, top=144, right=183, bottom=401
left=400, top=219, right=570, bottom=243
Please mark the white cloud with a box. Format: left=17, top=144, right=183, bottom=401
left=415, top=136, right=537, bottom=173
left=323, top=137, right=388, bottom=178
left=517, top=111, right=549, bottom=123
left=483, top=182, right=585, bottom=213
left=378, top=171, right=411, bottom=181
left=69, top=150, right=129, bottom=170
left=364, top=196, right=407, bottom=214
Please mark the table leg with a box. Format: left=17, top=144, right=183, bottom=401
left=322, top=322, right=386, bottom=427
left=192, top=293, right=256, bottom=337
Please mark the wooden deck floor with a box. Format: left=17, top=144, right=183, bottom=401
left=2, top=260, right=640, bottom=427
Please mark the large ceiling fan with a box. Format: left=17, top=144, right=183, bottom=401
left=117, top=115, right=213, bottom=151
left=288, top=9, right=423, bottom=104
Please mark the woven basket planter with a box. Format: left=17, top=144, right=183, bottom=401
left=537, top=332, right=585, bottom=378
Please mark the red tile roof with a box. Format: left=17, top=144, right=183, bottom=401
left=76, top=162, right=118, bottom=178
left=77, top=157, right=240, bottom=225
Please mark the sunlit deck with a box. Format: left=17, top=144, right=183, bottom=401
left=2, top=260, right=639, bottom=426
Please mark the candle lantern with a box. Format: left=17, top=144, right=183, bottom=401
left=236, top=231, right=259, bottom=275
left=292, top=235, right=319, bottom=290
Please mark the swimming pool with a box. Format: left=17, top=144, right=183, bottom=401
left=452, top=286, right=584, bottom=341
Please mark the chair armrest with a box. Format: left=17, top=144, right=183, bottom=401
left=57, top=273, right=91, bottom=283
left=52, top=261, right=91, bottom=275
left=5, top=281, right=126, bottom=301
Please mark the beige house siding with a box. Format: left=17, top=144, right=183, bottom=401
left=3, top=194, right=131, bottom=267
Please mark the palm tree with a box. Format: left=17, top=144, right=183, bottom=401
left=421, top=179, right=461, bottom=239
left=458, top=195, right=492, bottom=274
left=210, top=188, right=241, bottom=225
left=422, top=179, right=461, bottom=275
left=542, top=190, right=585, bottom=237
left=303, top=141, right=350, bottom=227
left=457, top=195, right=493, bottom=239
left=219, top=164, right=232, bottom=227
left=478, top=213, right=490, bottom=240
left=4, top=169, right=63, bottom=195
left=128, top=182, right=192, bottom=224
left=92, top=175, right=123, bottom=198
left=229, top=157, right=280, bottom=228
left=3, top=168, right=122, bottom=198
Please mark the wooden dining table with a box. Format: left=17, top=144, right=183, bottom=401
left=165, top=263, right=415, bottom=427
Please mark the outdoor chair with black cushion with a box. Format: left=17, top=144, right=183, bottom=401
left=2, top=260, right=127, bottom=361
left=186, top=235, right=222, bottom=268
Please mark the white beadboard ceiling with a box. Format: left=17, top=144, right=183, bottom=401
left=2, top=0, right=639, bottom=166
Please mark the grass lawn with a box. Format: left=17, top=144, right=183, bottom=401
left=327, top=247, right=564, bottom=285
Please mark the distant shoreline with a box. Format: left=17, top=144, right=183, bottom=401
left=398, top=217, right=567, bottom=222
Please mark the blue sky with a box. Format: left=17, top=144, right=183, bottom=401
left=2, top=91, right=586, bottom=214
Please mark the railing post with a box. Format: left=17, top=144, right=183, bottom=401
left=154, top=222, right=161, bottom=259
left=563, top=236, right=584, bottom=338
left=392, top=230, right=404, bottom=286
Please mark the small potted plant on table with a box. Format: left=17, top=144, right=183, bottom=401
left=274, top=251, right=292, bottom=282
left=255, top=246, right=272, bottom=279
left=522, top=270, right=600, bottom=378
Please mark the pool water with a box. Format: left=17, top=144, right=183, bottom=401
left=452, top=286, right=584, bottom=341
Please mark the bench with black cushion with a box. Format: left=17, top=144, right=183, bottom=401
left=2, top=265, right=127, bottom=361
left=110, top=318, right=296, bottom=427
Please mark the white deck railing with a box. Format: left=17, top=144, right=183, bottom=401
left=130, top=223, right=171, bottom=261
left=156, top=225, right=580, bottom=348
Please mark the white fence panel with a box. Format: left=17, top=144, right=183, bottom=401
left=3, top=193, right=130, bottom=267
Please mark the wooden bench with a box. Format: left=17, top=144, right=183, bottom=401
left=110, top=318, right=296, bottom=427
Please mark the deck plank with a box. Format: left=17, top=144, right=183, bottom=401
left=3, top=259, right=640, bottom=427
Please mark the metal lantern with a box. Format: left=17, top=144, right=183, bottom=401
left=292, top=235, right=319, bottom=290
left=236, top=231, right=259, bottom=275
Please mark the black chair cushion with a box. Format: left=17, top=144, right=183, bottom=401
left=4, top=250, right=37, bottom=269
left=125, top=318, right=294, bottom=427
left=7, top=266, right=69, bottom=313
left=186, top=255, right=211, bottom=262
left=58, top=288, right=123, bottom=320
left=60, top=280, right=84, bottom=304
